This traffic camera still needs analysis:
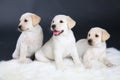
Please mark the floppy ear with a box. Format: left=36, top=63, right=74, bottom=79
left=66, top=16, right=76, bottom=29
left=31, top=14, right=41, bottom=26
left=102, top=29, right=110, bottom=42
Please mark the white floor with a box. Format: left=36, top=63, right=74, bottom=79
left=0, top=48, right=120, bottom=80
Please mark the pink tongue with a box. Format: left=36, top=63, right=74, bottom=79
left=53, top=31, right=60, bottom=35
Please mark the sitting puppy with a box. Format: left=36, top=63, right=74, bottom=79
left=12, top=13, right=43, bottom=63
left=76, top=27, right=113, bottom=68
left=35, top=15, right=81, bottom=69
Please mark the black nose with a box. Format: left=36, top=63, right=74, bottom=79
left=88, top=39, right=92, bottom=45
left=52, top=24, right=56, bottom=29
left=18, top=25, right=21, bottom=29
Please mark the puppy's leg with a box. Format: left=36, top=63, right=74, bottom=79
left=83, top=52, right=91, bottom=68
left=12, top=42, right=20, bottom=59
left=103, top=58, right=113, bottom=67
left=100, top=57, right=113, bottom=67
left=83, top=59, right=91, bottom=68
left=35, top=50, right=50, bottom=62
left=54, top=50, right=64, bottom=70
left=71, top=47, right=81, bottom=65
left=99, top=52, right=113, bottom=67
left=19, top=44, right=31, bottom=63
left=12, top=49, right=19, bottom=59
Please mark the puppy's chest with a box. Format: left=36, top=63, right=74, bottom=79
left=54, top=35, right=74, bottom=45
left=21, top=35, right=35, bottom=44
left=20, top=34, right=40, bottom=50
left=88, top=48, right=105, bottom=58
left=53, top=35, right=74, bottom=56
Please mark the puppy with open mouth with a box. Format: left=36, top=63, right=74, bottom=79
left=76, top=27, right=113, bottom=68
left=12, top=13, right=43, bottom=63
left=35, top=15, right=81, bottom=70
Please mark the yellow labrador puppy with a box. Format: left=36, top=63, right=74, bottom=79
left=35, top=15, right=81, bottom=69
left=12, top=13, right=43, bottom=63
left=76, top=27, right=113, bottom=68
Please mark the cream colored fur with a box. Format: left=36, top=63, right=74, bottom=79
left=35, top=15, right=81, bottom=70
left=12, top=13, right=43, bottom=63
left=76, top=27, right=113, bottom=68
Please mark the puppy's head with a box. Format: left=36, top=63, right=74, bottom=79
left=51, top=15, right=76, bottom=36
left=87, top=27, right=110, bottom=46
left=18, top=12, right=41, bottom=32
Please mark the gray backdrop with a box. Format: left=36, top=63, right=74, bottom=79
left=0, top=0, right=120, bottom=60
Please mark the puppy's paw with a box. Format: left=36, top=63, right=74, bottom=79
left=85, top=66, right=91, bottom=69
left=56, top=63, right=65, bottom=71
left=106, top=63, right=114, bottom=67
left=104, top=59, right=114, bottom=67
left=84, top=63, right=91, bottom=69
left=75, top=60, right=82, bottom=66
left=19, top=58, right=32, bottom=64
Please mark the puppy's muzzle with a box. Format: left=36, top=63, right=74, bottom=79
left=88, top=39, right=93, bottom=46
left=51, top=24, right=64, bottom=36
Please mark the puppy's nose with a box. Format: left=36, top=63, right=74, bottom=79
left=52, top=24, right=56, bottom=29
left=88, top=39, right=92, bottom=45
left=18, top=25, right=21, bottom=29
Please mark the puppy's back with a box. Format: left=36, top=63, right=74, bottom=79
left=76, top=39, right=89, bottom=58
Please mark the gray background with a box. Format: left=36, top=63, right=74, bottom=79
left=0, top=0, right=120, bottom=60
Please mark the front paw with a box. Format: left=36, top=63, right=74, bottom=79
left=84, top=63, right=91, bottom=69
left=56, top=63, right=65, bottom=71
left=85, top=65, right=91, bottom=69
left=75, top=60, right=82, bottom=66
left=19, top=58, right=32, bottom=63
left=106, top=63, right=114, bottom=67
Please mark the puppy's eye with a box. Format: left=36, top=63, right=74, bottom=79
left=95, top=34, right=99, bottom=37
left=52, top=21, right=54, bottom=23
left=24, top=19, right=28, bottom=22
left=60, top=20, right=63, bottom=23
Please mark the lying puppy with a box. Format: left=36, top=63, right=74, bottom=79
left=76, top=27, right=113, bottom=68
left=35, top=15, right=81, bottom=69
left=12, top=13, right=43, bottom=63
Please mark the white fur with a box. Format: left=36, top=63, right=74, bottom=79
left=76, top=27, right=113, bottom=68
left=0, top=48, right=120, bottom=80
left=35, top=15, right=81, bottom=70
left=12, top=13, right=43, bottom=63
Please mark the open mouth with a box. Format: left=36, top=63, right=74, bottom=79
left=88, top=43, right=93, bottom=46
left=53, top=30, right=64, bottom=36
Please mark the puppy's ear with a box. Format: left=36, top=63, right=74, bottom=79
left=66, top=16, right=76, bottom=29
left=31, top=14, right=41, bottom=26
left=102, top=29, right=110, bottom=42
